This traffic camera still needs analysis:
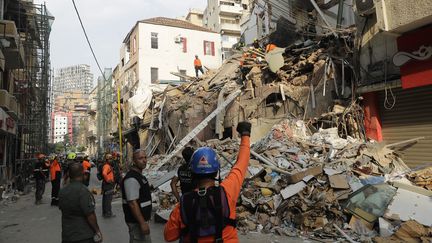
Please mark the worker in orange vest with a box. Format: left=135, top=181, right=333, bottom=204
left=82, top=155, right=92, bottom=187
left=164, top=121, right=252, bottom=243
left=50, top=154, right=62, bottom=206
left=265, top=43, right=277, bottom=53
left=194, top=55, right=204, bottom=78
left=102, top=154, right=115, bottom=218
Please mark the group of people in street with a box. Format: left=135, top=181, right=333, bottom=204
left=32, top=120, right=252, bottom=243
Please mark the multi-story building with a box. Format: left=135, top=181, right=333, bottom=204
left=0, top=1, right=53, bottom=187
left=355, top=0, right=432, bottom=168
left=86, top=86, right=98, bottom=158
left=51, top=112, right=73, bottom=144
left=53, top=64, right=94, bottom=95
left=185, top=9, right=204, bottom=26
left=52, top=91, right=89, bottom=145
left=203, top=0, right=250, bottom=59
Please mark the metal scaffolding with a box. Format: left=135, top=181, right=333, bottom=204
left=4, top=0, right=54, bottom=158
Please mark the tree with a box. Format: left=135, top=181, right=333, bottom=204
left=77, top=146, right=86, bottom=152
left=54, top=143, right=65, bottom=153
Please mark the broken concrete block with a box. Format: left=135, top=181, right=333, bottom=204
left=379, top=217, right=395, bottom=237
left=280, top=181, right=307, bottom=200
left=329, top=174, right=350, bottom=189
left=385, top=188, right=432, bottom=226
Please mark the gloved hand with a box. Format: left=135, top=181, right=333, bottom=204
left=237, top=121, right=251, bottom=136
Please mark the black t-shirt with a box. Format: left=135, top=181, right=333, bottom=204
left=177, top=164, right=194, bottom=194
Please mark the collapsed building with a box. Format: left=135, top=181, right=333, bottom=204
left=112, top=0, right=432, bottom=242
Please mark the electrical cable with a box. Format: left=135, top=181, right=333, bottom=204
left=383, top=39, right=396, bottom=110
left=71, top=0, right=107, bottom=81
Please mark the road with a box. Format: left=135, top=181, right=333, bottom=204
left=0, top=170, right=304, bottom=243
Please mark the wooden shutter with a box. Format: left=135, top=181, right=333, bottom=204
left=203, top=41, right=207, bottom=55
left=211, top=42, right=215, bottom=56
left=182, top=38, right=187, bottom=53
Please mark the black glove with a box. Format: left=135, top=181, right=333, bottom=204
left=237, top=121, right=251, bottom=136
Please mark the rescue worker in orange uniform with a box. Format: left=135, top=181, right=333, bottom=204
left=50, top=154, right=61, bottom=206
left=82, top=155, right=92, bottom=187
left=102, top=154, right=115, bottom=218
left=265, top=43, right=277, bottom=53
left=164, top=121, right=252, bottom=243
left=194, top=55, right=204, bottom=78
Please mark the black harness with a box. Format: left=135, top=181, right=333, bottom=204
left=180, top=186, right=236, bottom=243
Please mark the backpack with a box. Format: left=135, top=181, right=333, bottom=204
left=179, top=186, right=236, bottom=243
left=96, top=163, right=104, bottom=181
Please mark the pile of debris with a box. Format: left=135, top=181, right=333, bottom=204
left=149, top=117, right=432, bottom=242
left=136, top=30, right=431, bottom=242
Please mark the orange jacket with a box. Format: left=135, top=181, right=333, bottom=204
left=82, top=160, right=91, bottom=174
left=164, top=136, right=250, bottom=243
left=102, top=163, right=114, bottom=183
left=50, top=159, right=61, bottom=181
left=265, top=43, right=277, bottom=53
left=194, top=58, right=202, bottom=67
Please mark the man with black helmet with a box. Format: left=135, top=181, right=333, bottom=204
left=164, top=121, right=252, bottom=242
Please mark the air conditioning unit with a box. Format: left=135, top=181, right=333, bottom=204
left=355, top=0, right=375, bottom=16
left=174, top=36, right=182, bottom=43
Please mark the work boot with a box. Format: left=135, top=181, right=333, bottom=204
left=103, top=213, right=116, bottom=218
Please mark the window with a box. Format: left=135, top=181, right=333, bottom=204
left=151, top=68, right=159, bottom=84
left=132, top=36, right=137, bottom=54
left=203, top=41, right=215, bottom=56
left=242, top=4, right=248, bottom=10
left=151, top=32, right=158, bottom=49
left=220, top=1, right=235, bottom=6
left=182, top=38, right=187, bottom=53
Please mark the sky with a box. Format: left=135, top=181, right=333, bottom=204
left=34, top=0, right=207, bottom=83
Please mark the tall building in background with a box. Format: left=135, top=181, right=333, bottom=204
left=203, top=0, right=250, bottom=59
left=53, top=64, right=93, bottom=95
left=185, top=9, right=204, bottom=26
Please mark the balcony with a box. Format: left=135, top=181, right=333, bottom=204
left=0, top=20, right=24, bottom=69
left=7, top=95, right=18, bottom=119
left=219, top=3, right=243, bottom=16
left=220, top=23, right=241, bottom=34
left=0, top=89, right=10, bottom=110
left=375, top=0, right=432, bottom=33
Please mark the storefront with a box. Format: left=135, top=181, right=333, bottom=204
left=362, top=26, right=432, bottom=168
left=0, top=107, right=17, bottom=185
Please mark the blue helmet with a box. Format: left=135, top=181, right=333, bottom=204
left=190, top=147, right=220, bottom=174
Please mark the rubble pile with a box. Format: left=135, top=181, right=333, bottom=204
left=141, top=31, right=432, bottom=242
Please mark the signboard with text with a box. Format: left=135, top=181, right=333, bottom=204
left=0, top=108, right=16, bottom=135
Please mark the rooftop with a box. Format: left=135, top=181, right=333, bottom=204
left=139, top=17, right=215, bottom=33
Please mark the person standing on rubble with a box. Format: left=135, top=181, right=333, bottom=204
left=164, top=121, right=251, bottom=242
left=170, top=147, right=195, bottom=202
left=194, top=55, right=204, bottom=78
left=50, top=154, right=62, bottom=206
left=120, top=149, right=152, bottom=243
left=34, top=154, right=50, bottom=204
left=59, top=163, right=103, bottom=243
left=102, top=154, right=115, bottom=218
left=265, top=42, right=277, bottom=53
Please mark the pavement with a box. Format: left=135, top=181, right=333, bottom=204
left=0, top=170, right=305, bottom=243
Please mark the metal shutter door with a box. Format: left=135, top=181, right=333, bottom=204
left=378, top=86, right=432, bottom=168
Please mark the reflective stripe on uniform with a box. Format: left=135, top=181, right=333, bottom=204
left=140, top=200, right=151, bottom=208
left=122, top=199, right=151, bottom=208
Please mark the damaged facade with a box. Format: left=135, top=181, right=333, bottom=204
left=89, top=0, right=432, bottom=241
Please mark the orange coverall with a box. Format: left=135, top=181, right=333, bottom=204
left=164, top=136, right=250, bottom=242
left=50, top=159, right=61, bottom=181
left=102, top=163, right=114, bottom=183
